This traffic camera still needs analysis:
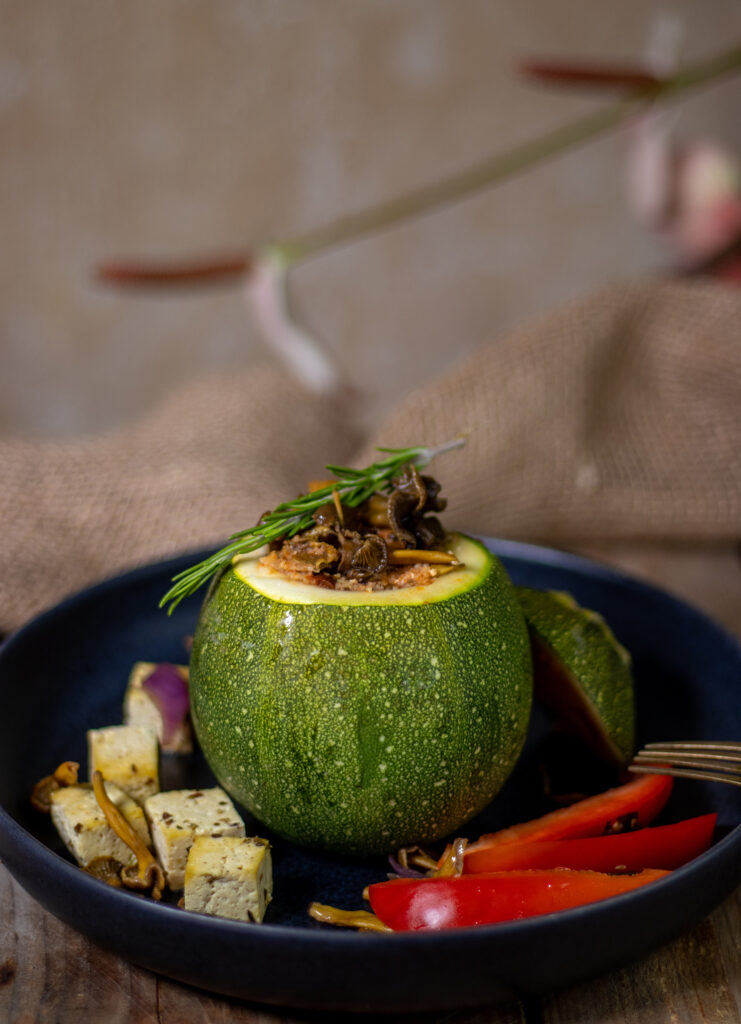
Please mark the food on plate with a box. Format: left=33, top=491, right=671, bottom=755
left=144, top=787, right=246, bottom=890
left=517, top=587, right=635, bottom=765
left=364, top=868, right=670, bottom=931
left=459, top=772, right=674, bottom=855
left=91, top=769, right=165, bottom=898
left=28, top=440, right=717, bottom=934
left=33, top=678, right=269, bottom=921
left=50, top=778, right=152, bottom=871
left=87, top=724, right=160, bottom=803
left=460, top=813, right=717, bottom=873
left=183, top=444, right=533, bottom=854
left=307, top=775, right=711, bottom=932
left=191, top=532, right=530, bottom=856
left=30, top=760, right=80, bottom=813
left=123, top=662, right=192, bottom=753
left=184, top=835, right=273, bottom=923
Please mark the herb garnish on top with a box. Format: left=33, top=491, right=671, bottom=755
left=160, top=438, right=465, bottom=613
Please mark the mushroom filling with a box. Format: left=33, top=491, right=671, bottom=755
left=258, top=466, right=459, bottom=590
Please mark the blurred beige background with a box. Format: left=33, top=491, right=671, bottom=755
left=2, top=0, right=740, bottom=438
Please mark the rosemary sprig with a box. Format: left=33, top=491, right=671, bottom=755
left=160, top=438, right=466, bottom=613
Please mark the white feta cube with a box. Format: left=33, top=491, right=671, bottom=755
left=184, top=835, right=272, bottom=922
left=87, top=724, right=159, bottom=803
left=123, top=661, right=192, bottom=754
left=144, top=787, right=245, bottom=891
left=50, top=781, right=152, bottom=869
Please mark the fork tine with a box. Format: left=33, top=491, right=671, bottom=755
left=636, top=747, right=740, bottom=757
left=634, top=758, right=741, bottom=777
left=634, top=751, right=741, bottom=771
left=628, top=763, right=741, bottom=787
left=630, top=739, right=741, bottom=787
left=643, top=741, right=741, bottom=753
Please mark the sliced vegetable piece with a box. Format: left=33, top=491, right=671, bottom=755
left=517, top=587, right=635, bottom=765
left=141, top=663, right=191, bottom=748
left=368, top=869, right=669, bottom=931
left=462, top=773, right=673, bottom=859
left=463, top=813, right=716, bottom=874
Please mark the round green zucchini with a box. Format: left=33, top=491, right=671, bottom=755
left=189, top=533, right=532, bottom=855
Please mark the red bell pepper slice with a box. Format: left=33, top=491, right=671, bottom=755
left=463, top=813, right=716, bottom=874
left=464, top=773, right=674, bottom=857
left=368, top=868, right=669, bottom=931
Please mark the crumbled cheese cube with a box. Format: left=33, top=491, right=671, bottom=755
left=184, top=835, right=272, bottom=922
left=144, top=787, right=245, bottom=890
left=87, top=724, right=159, bottom=803
left=50, top=781, right=152, bottom=869
left=123, top=662, right=192, bottom=754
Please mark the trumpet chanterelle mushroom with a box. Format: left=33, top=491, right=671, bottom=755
left=258, top=466, right=459, bottom=591
left=92, top=770, right=165, bottom=899
left=30, top=761, right=80, bottom=813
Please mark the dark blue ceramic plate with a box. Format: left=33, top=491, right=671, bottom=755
left=0, top=539, right=739, bottom=1013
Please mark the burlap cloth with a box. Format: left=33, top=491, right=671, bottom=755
left=0, top=370, right=360, bottom=633
left=2, top=278, right=739, bottom=634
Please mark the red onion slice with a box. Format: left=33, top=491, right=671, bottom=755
left=142, top=664, right=190, bottom=747
left=387, top=853, right=426, bottom=878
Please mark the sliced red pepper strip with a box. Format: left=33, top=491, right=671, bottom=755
left=368, top=868, right=669, bottom=931
left=461, top=773, right=674, bottom=861
left=463, top=813, right=716, bottom=874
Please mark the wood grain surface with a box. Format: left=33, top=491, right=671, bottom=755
left=2, top=542, right=740, bottom=1023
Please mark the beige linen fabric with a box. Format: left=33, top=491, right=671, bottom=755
left=1, top=278, right=739, bottom=634
left=361, top=278, right=741, bottom=545
left=0, top=369, right=358, bottom=633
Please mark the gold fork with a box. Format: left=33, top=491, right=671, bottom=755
left=629, top=741, right=741, bottom=787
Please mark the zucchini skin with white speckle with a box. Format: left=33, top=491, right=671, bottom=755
left=517, top=587, right=635, bottom=766
left=189, top=534, right=532, bottom=855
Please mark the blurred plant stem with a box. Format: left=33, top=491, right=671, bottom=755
left=270, top=43, right=741, bottom=267
left=97, top=42, right=741, bottom=286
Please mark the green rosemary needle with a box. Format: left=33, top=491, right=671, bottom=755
left=160, top=437, right=466, bottom=613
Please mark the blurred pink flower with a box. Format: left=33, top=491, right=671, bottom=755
left=669, top=141, right=741, bottom=262
left=627, top=126, right=741, bottom=264
left=626, top=14, right=741, bottom=267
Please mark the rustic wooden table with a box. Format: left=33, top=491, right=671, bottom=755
left=2, top=542, right=740, bottom=1024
